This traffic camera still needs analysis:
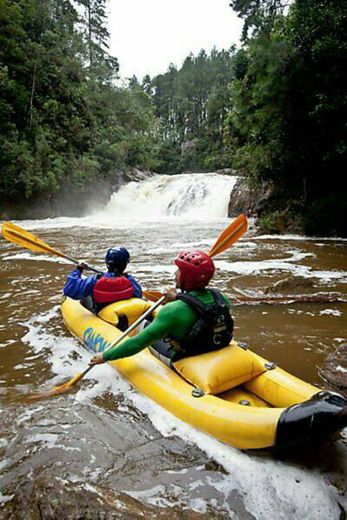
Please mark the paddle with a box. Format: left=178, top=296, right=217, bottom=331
left=143, top=214, right=248, bottom=302
left=1, top=221, right=100, bottom=273
left=2, top=214, right=247, bottom=274
left=208, top=213, right=247, bottom=258
left=30, top=295, right=165, bottom=398
left=0, top=221, right=158, bottom=301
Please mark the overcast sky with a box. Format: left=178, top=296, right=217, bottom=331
left=108, top=0, right=243, bottom=80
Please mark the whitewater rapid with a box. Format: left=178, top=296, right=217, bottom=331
left=1, top=171, right=346, bottom=518
left=17, top=305, right=343, bottom=520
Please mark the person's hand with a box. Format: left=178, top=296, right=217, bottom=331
left=89, top=354, right=105, bottom=365
left=163, top=288, right=177, bottom=304
left=77, top=261, right=89, bottom=272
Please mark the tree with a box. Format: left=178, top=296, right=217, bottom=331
left=0, top=0, right=159, bottom=210
left=75, top=0, right=118, bottom=80
left=230, top=0, right=290, bottom=40
left=227, top=0, right=347, bottom=235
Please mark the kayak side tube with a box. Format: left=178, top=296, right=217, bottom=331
left=275, top=391, right=347, bottom=452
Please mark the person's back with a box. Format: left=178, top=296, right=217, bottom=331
left=63, top=247, right=142, bottom=313
left=144, top=286, right=233, bottom=365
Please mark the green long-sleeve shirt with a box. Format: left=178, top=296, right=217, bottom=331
left=102, top=289, right=230, bottom=362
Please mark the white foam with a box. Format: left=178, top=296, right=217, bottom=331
left=135, top=399, right=341, bottom=519
left=87, top=362, right=341, bottom=520
left=102, top=173, right=238, bottom=220
left=0, top=293, right=12, bottom=300
left=216, top=250, right=347, bottom=281
left=20, top=305, right=344, bottom=519
left=8, top=174, right=238, bottom=231
left=3, top=252, right=70, bottom=264
left=319, top=309, right=342, bottom=317
left=0, top=492, right=14, bottom=505
left=0, top=438, right=8, bottom=449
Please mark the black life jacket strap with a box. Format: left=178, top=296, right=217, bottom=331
left=208, top=288, right=228, bottom=306
left=177, top=289, right=226, bottom=315
left=176, top=292, right=209, bottom=316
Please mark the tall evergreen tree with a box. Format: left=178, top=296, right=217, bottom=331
left=75, top=0, right=118, bottom=79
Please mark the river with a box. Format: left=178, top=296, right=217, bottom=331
left=0, top=173, right=346, bottom=519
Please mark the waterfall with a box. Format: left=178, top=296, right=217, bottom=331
left=103, top=173, right=238, bottom=219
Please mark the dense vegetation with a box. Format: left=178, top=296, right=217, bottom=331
left=0, top=0, right=346, bottom=235
left=227, top=0, right=347, bottom=235
left=0, top=0, right=159, bottom=208
left=147, top=49, right=236, bottom=174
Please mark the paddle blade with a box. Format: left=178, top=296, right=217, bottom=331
left=143, top=290, right=164, bottom=302
left=29, top=371, right=88, bottom=400
left=1, top=221, right=69, bottom=259
left=208, top=214, right=248, bottom=258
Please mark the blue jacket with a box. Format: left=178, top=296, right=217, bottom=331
left=63, top=270, right=142, bottom=301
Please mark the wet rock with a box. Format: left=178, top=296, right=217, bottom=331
left=216, top=168, right=234, bottom=176
left=228, top=177, right=273, bottom=218
left=320, top=344, right=347, bottom=397
left=0, top=477, right=211, bottom=520
left=122, top=168, right=155, bottom=183
left=264, top=276, right=314, bottom=294
left=227, top=177, right=250, bottom=217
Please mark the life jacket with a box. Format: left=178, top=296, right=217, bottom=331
left=149, top=289, right=234, bottom=366
left=93, top=274, right=134, bottom=304
left=174, top=289, right=234, bottom=357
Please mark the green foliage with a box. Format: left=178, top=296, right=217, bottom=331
left=258, top=211, right=283, bottom=233
left=0, top=0, right=159, bottom=207
left=230, top=0, right=289, bottom=41
left=228, top=0, right=347, bottom=236
left=150, top=48, right=236, bottom=174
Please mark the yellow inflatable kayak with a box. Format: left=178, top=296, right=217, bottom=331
left=61, top=296, right=347, bottom=451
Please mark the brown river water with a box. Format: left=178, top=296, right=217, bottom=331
left=0, top=174, right=347, bottom=519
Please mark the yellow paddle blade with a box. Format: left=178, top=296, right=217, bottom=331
left=208, top=214, right=248, bottom=258
left=143, top=290, right=164, bottom=302
left=29, top=371, right=87, bottom=400
left=1, top=221, right=69, bottom=259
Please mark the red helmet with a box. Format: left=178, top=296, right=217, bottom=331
left=174, top=250, right=215, bottom=291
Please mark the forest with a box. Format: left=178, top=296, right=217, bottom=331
left=0, top=0, right=346, bottom=235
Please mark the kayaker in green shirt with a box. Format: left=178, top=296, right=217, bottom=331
left=90, top=250, right=233, bottom=366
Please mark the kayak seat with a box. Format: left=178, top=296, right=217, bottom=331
left=98, top=298, right=153, bottom=336
left=174, top=341, right=267, bottom=395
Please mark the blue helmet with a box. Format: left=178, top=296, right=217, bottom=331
left=105, top=247, right=130, bottom=272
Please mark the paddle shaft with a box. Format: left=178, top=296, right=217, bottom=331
left=85, top=295, right=165, bottom=373
left=60, top=253, right=101, bottom=274
left=38, top=295, right=167, bottom=396
left=44, top=245, right=101, bottom=274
